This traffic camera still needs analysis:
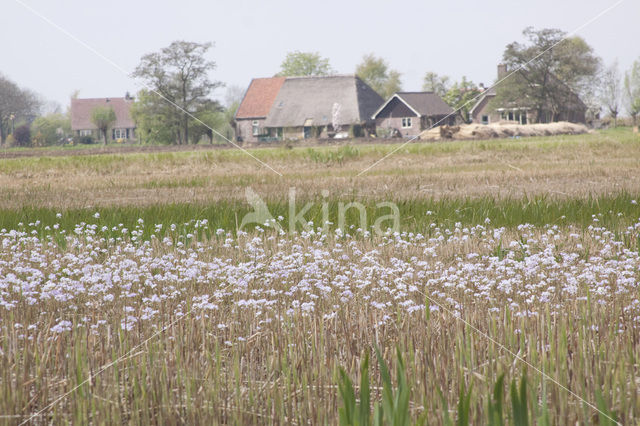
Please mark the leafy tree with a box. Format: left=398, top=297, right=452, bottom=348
left=91, top=106, right=116, bottom=145
left=624, top=59, right=640, bottom=125
left=13, top=124, right=31, bottom=147
left=131, top=89, right=178, bottom=145
left=277, top=51, right=334, bottom=77
left=31, top=113, right=71, bottom=146
left=190, top=100, right=228, bottom=144
left=132, top=41, right=222, bottom=144
left=495, top=27, right=601, bottom=123
left=600, top=61, right=622, bottom=126
left=422, top=72, right=450, bottom=97
left=356, top=54, right=402, bottom=99
left=443, top=77, right=481, bottom=123
left=0, top=74, right=41, bottom=144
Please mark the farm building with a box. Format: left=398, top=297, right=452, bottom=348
left=371, top=92, right=455, bottom=138
left=70, top=95, right=136, bottom=141
left=234, top=77, right=286, bottom=144
left=470, top=65, right=587, bottom=125
left=235, top=75, right=383, bottom=142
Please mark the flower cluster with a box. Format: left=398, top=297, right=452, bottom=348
left=1, top=217, right=639, bottom=341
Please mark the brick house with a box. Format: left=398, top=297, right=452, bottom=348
left=234, top=77, right=286, bottom=143
left=70, top=95, right=136, bottom=141
left=235, top=75, right=383, bottom=142
left=470, top=65, right=587, bottom=125
left=372, top=92, right=455, bottom=138
left=469, top=86, right=500, bottom=125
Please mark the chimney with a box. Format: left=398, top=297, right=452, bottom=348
left=497, top=64, right=508, bottom=80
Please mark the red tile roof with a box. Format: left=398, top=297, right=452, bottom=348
left=70, top=97, right=135, bottom=130
left=235, top=77, right=286, bottom=119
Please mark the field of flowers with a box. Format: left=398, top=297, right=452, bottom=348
left=1, top=212, right=639, bottom=423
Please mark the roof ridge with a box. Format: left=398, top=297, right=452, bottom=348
left=284, top=74, right=356, bottom=80
left=397, top=91, right=435, bottom=95
left=71, top=97, right=129, bottom=101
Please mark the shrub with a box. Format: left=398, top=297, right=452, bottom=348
left=77, top=135, right=96, bottom=145
left=13, top=124, right=31, bottom=147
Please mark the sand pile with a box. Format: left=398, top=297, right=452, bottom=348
left=420, top=121, right=590, bottom=141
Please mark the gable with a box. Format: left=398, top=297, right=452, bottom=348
left=235, top=77, right=286, bottom=119
left=374, top=97, right=419, bottom=119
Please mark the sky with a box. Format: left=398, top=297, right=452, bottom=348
left=1, top=0, right=638, bottom=110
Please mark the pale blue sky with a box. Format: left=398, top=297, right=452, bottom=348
left=1, top=0, right=638, bottom=109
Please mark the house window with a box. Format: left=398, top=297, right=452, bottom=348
left=481, top=115, right=489, bottom=125
left=252, top=120, right=260, bottom=136
left=112, top=129, right=127, bottom=139
left=79, top=129, right=93, bottom=137
left=401, top=117, right=412, bottom=128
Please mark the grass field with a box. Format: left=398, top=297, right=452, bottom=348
left=1, top=128, right=640, bottom=424
left=0, top=127, right=638, bottom=210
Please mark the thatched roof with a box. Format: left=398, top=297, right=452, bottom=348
left=263, top=75, right=383, bottom=128
left=235, top=77, right=286, bottom=119
left=71, top=97, right=135, bottom=130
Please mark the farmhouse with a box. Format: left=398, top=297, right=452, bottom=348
left=372, top=92, right=455, bottom=138
left=70, top=95, right=136, bottom=141
left=470, top=65, right=587, bottom=125
left=234, top=77, right=286, bottom=144
left=235, top=75, right=383, bottom=142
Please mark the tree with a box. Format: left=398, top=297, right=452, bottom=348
left=443, top=77, right=481, bottom=123
left=0, top=75, right=41, bottom=145
left=495, top=27, right=601, bottom=123
left=224, top=85, right=246, bottom=108
left=356, top=54, right=402, bottom=99
left=600, top=61, right=622, bottom=126
left=190, top=100, right=229, bottom=144
left=13, top=124, right=31, bottom=147
left=131, top=89, right=179, bottom=145
left=132, top=41, right=222, bottom=144
left=277, top=51, right=333, bottom=77
left=31, top=113, right=71, bottom=146
left=624, top=59, right=640, bottom=126
left=91, top=106, right=116, bottom=145
left=422, top=72, right=450, bottom=97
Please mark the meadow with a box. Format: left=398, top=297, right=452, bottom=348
left=1, top=128, right=640, bottom=424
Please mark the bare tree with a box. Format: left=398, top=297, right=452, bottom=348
left=133, top=41, right=222, bottom=144
left=600, top=61, right=622, bottom=126
left=224, top=85, right=246, bottom=109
